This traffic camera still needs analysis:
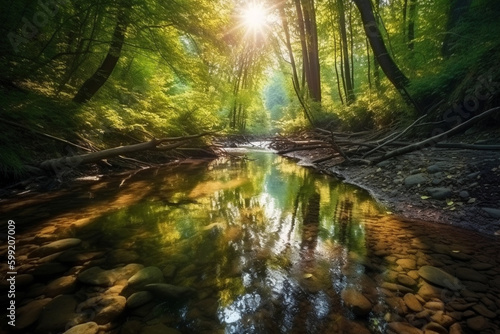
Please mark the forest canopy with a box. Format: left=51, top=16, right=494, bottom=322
left=1, top=0, right=499, bottom=176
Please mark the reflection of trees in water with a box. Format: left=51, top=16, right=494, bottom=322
left=335, top=199, right=354, bottom=248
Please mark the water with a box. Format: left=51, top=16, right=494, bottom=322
left=2, top=149, right=499, bottom=334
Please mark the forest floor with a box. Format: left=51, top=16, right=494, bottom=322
left=279, top=129, right=500, bottom=237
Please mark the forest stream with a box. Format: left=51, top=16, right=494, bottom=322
left=1, top=148, right=500, bottom=334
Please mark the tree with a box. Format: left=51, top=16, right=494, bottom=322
left=73, top=3, right=128, bottom=103
left=352, top=0, right=412, bottom=103
left=336, top=0, right=355, bottom=104
left=441, top=0, right=472, bottom=58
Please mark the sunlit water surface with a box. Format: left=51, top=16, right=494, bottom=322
left=3, top=149, right=500, bottom=334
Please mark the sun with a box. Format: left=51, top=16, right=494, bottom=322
left=241, top=2, right=269, bottom=33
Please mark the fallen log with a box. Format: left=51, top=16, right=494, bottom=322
left=371, top=107, right=500, bottom=164
left=39, top=132, right=214, bottom=173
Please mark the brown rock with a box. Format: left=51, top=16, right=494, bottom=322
left=341, top=288, right=373, bottom=317
left=396, top=258, right=417, bottom=270
left=466, top=315, right=488, bottom=331
left=16, top=298, right=52, bottom=329
left=449, top=322, right=463, bottom=334
left=397, top=274, right=417, bottom=287
left=472, top=303, right=497, bottom=318
left=44, top=275, right=77, bottom=297
left=423, top=322, right=447, bottom=334
left=456, top=268, right=488, bottom=284
left=388, top=322, right=423, bottom=334
left=404, top=293, right=423, bottom=312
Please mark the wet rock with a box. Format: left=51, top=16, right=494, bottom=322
left=462, top=281, right=489, bottom=292
left=418, top=266, right=462, bottom=291
left=417, top=282, right=446, bottom=301
left=472, top=303, right=497, bottom=318
left=397, top=274, right=417, bottom=287
left=63, top=322, right=99, bottom=334
left=386, top=297, right=407, bottom=315
left=396, top=258, right=416, bottom=270
left=455, top=267, right=488, bottom=284
left=144, top=283, right=195, bottom=299
left=36, top=295, right=78, bottom=333
left=126, top=291, right=153, bottom=309
left=28, top=238, right=81, bottom=258
left=404, top=293, right=422, bottom=312
left=427, top=187, right=453, bottom=200
left=78, top=264, right=143, bottom=286
left=140, top=323, right=182, bottom=334
left=128, top=266, right=164, bottom=288
left=16, top=298, right=52, bottom=329
left=58, top=250, right=104, bottom=264
left=387, top=322, right=423, bottom=334
left=341, top=288, right=373, bottom=317
left=430, top=311, right=455, bottom=327
left=94, top=296, right=126, bottom=324
left=466, top=316, right=488, bottom=331
left=482, top=207, right=500, bottom=218
left=162, top=264, right=177, bottom=279
left=449, top=322, right=463, bottom=334
left=405, top=174, right=428, bottom=187
left=427, top=165, right=442, bottom=174
left=459, top=190, right=470, bottom=199
left=44, top=275, right=77, bottom=297
left=470, top=262, right=494, bottom=270
left=16, top=274, right=34, bottom=287
left=381, top=282, right=413, bottom=293
left=423, top=322, right=448, bottom=334
left=424, top=301, right=444, bottom=311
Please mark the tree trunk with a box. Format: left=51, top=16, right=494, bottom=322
left=352, top=0, right=410, bottom=96
left=337, top=0, right=355, bottom=104
left=407, top=0, right=417, bottom=50
left=73, top=7, right=128, bottom=103
left=442, top=0, right=472, bottom=58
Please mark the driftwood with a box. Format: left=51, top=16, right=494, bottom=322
left=39, top=132, right=214, bottom=172
left=371, top=107, right=500, bottom=164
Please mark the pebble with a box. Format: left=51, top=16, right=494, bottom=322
left=455, top=267, right=488, bottom=284
left=472, top=303, right=497, bottom=318
left=36, top=295, right=78, bottom=333
left=28, top=238, right=81, bottom=258
left=467, top=315, right=488, bottom=331
left=417, top=266, right=462, bottom=291
left=126, top=291, right=154, bottom=309
left=44, top=275, right=77, bottom=297
left=341, top=288, right=373, bottom=316
left=387, top=321, right=423, bottom=334
left=128, top=266, right=164, bottom=288
left=405, top=174, right=428, bottom=187
left=16, top=298, right=52, bottom=329
left=404, top=293, right=423, bottom=312
left=63, top=322, right=99, bottom=334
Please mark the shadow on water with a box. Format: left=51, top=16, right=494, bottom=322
left=1, top=150, right=500, bottom=334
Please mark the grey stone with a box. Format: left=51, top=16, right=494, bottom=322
left=28, top=238, right=81, bottom=258
left=427, top=165, right=442, bottom=173
left=466, top=172, right=481, bottom=180
left=455, top=267, right=488, bottom=284
left=418, top=265, right=462, bottom=291
left=459, top=190, right=470, bottom=199
left=405, top=173, right=428, bottom=187
left=482, top=207, right=500, bottom=218
left=341, top=288, right=373, bottom=316
left=427, top=187, right=453, bottom=200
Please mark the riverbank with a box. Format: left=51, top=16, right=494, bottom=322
left=280, top=137, right=500, bottom=237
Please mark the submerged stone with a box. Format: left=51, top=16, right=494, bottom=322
left=341, top=288, right=373, bottom=317
left=417, top=265, right=462, bottom=291
left=28, top=238, right=81, bottom=258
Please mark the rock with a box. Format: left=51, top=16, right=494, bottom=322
left=140, top=323, right=182, bottom=334
left=459, top=190, right=470, bottom=199
left=418, top=265, right=462, bottom=291
left=472, top=303, right=497, bottom=318
left=126, top=291, right=153, bottom=308
left=482, top=207, right=500, bottom=218
left=16, top=298, right=52, bottom=329
left=397, top=274, right=417, bottom=287
left=404, top=293, right=422, bottom=312
left=341, top=288, right=373, bottom=317
left=430, top=311, right=455, bottom=327
left=162, top=264, right=177, bottom=279
left=424, top=301, right=444, bottom=311
left=44, top=275, right=77, bottom=297
left=405, top=174, right=428, bottom=187
left=466, top=316, right=488, bottom=331
left=466, top=172, right=480, bottom=180
left=16, top=274, right=34, bottom=287
left=387, top=322, right=423, bottom=334
left=396, top=258, right=416, bottom=270
left=423, top=322, right=448, bottom=334
left=427, top=187, right=452, bottom=200
left=144, top=283, right=194, bottom=299
left=381, top=282, right=413, bottom=293
left=94, top=296, right=126, bottom=325
left=128, top=266, right=164, bottom=288
left=462, top=281, right=489, bottom=292
left=58, top=251, right=104, bottom=264
left=63, top=322, right=99, bottom=334
left=28, top=238, right=81, bottom=258
left=78, top=264, right=143, bottom=286
left=427, top=165, right=442, bottom=173
left=455, top=267, right=488, bottom=284
left=36, top=295, right=78, bottom=333
left=417, top=282, right=445, bottom=301
left=449, top=322, right=463, bottom=334
left=121, top=320, right=144, bottom=334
